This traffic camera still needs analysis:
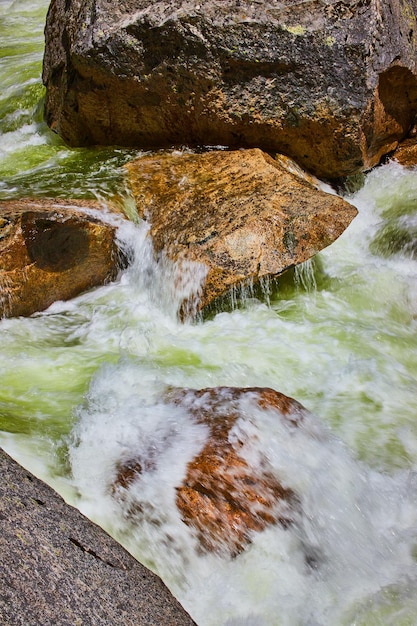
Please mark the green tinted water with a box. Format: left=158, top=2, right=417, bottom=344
left=1, top=2, right=417, bottom=624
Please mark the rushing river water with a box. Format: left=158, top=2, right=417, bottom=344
left=2, top=1, right=417, bottom=624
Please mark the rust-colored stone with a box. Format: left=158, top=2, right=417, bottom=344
left=0, top=198, right=121, bottom=318
left=391, top=136, right=417, bottom=167
left=125, top=148, right=357, bottom=313
left=113, top=459, right=144, bottom=492
left=172, top=386, right=305, bottom=556
left=112, top=386, right=306, bottom=557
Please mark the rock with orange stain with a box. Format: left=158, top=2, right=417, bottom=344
left=392, top=137, right=417, bottom=167
left=0, top=198, right=122, bottom=318
left=125, top=148, right=357, bottom=315
left=113, top=386, right=308, bottom=557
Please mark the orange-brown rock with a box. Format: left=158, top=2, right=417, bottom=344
left=125, top=148, right=358, bottom=314
left=0, top=198, right=121, bottom=318
left=113, top=386, right=307, bottom=557
left=391, top=136, right=417, bottom=167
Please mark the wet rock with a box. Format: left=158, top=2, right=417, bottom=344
left=0, top=198, right=121, bottom=318
left=0, top=448, right=196, bottom=626
left=392, top=136, right=417, bottom=167
left=114, top=386, right=306, bottom=557
left=43, top=0, right=417, bottom=179
left=125, top=148, right=357, bottom=314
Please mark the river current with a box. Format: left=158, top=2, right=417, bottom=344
left=2, top=1, right=417, bottom=624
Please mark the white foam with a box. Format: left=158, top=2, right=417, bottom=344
left=67, top=375, right=417, bottom=625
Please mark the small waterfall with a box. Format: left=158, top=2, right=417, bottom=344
left=113, top=214, right=208, bottom=321
left=0, top=269, right=16, bottom=319
left=294, top=258, right=318, bottom=291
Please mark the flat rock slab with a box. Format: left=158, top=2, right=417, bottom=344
left=0, top=449, right=196, bottom=626
left=126, top=148, right=358, bottom=313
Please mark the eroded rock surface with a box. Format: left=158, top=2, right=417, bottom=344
left=125, top=148, right=357, bottom=313
left=113, top=386, right=307, bottom=557
left=0, top=198, right=121, bottom=318
left=43, top=0, right=417, bottom=178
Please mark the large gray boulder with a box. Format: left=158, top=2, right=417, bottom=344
left=0, top=448, right=196, bottom=626
left=43, top=0, right=417, bottom=179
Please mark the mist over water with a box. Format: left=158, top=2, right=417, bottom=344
left=1, top=1, right=417, bottom=624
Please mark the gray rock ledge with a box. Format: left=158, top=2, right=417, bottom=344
left=0, top=448, right=196, bottom=626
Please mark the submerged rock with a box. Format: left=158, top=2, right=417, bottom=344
left=125, top=148, right=357, bottom=314
left=113, top=386, right=307, bottom=557
left=43, top=0, right=417, bottom=179
left=0, top=198, right=121, bottom=318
